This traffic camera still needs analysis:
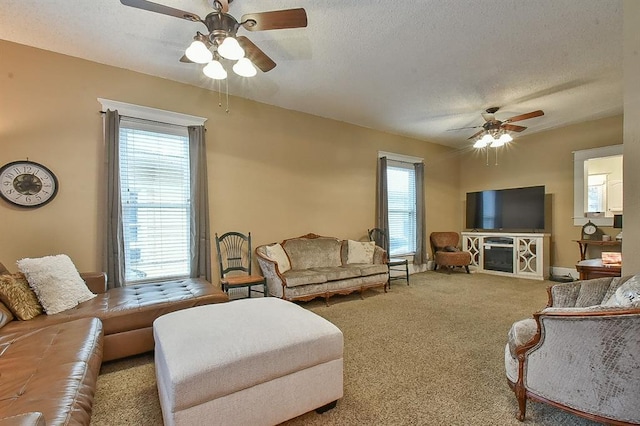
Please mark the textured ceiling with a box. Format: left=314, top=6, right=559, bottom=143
left=0, top=0, right=623, bottom=148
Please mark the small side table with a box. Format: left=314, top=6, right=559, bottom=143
left=575, top=258, right=621, bottom=281
left=574, top=239, right=621, bottom=261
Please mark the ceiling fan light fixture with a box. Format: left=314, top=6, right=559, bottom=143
left=218, top=36, right=244, bottom=60
left=203, top=60, right=227, bottom=80
left=185, top=40, right=213, bottom=64
left=233, top=57, right=257, bottom=77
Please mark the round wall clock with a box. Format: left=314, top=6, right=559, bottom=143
left=0, top=160, right=58, bottom=208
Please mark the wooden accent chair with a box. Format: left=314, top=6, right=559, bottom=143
left=429, top=232, right=471, bottom=274
left=215, top=232, right=267, bottom=298
left=368, top=228, right=409, bottom=287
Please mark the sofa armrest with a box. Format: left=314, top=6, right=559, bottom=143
left=0, top=413, right=45, bottom=426
left=255, top=248, right=286, bottom=298
left=81, top=272, right=107, bottom=294
left=373, top=246, right=388, bottom=264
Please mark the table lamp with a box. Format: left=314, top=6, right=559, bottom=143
left=613, top=214, right=622, bottom=241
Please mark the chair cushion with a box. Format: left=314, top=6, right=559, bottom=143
left=310, top=267, right=360, bottom=281
left=282, top=270, right=328, bottom=287
left=434, top=251, right=471, bottom=267
left=350, top=264, right=389, bottom=277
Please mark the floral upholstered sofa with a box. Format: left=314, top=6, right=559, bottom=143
left=255, top=233, right=388, bottom=303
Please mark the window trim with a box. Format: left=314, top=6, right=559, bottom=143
left=98, top=98, right=206, bottom=127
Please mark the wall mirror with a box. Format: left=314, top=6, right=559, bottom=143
left=573, top=144, right=623, bottom=226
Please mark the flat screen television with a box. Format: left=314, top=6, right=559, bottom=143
left=465, top=185, right=545, bottom=231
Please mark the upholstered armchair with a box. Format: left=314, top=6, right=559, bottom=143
left=505, top=276, right=640, bottom=424
left=429, top=232, right=471, bottom=273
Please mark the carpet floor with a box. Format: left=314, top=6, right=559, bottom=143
left=91, top=271, right=601, bottom=425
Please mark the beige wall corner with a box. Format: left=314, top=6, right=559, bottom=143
left=623, top=0, right=640, bottom=275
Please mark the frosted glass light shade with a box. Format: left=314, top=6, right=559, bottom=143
left=203, top=60, right=227, bottom=80
left=185, top=40, right=213, bottom=64
left=491, top=133, right=513, bottom=147
left=473, top=139, right=488, bottom=148
left=217, top=37, right=244, bottom=60
left=233, top=57, right=257, bottom=77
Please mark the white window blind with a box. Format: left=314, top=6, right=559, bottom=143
left=119, top=118, right=191, bottom=283
left=387, top=160, right=417, bottom=256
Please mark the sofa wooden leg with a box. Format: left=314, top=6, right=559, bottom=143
left=315, top=400, right=337, bottom=414
left=515, top=382, right=527, bottom=421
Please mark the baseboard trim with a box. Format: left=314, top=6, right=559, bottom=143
left=550, top=266, right=579, bottom=280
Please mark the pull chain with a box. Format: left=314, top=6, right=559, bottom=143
left=225, top=78, right=229, bottom=113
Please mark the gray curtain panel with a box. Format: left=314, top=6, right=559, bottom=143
left=414, top=162, right=427, bottom=265
left=188, top=126, right=212, bottom=282
left=104, top=110, right=126, bottom=289
left=375, top=156, right=390, bottom=252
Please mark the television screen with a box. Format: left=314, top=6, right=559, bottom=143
left=466, top=186, right=545, bottom=231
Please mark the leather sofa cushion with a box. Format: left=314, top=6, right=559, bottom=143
left=1, top=278, right=227, bottom=337
left=0, top=318, right=103, bottom=425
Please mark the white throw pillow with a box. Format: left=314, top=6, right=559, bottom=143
left=17, top=254, right=96, bottom=315
left=265, top=243, right=291, bottom=273
left=603, top=274, right=640, bottom=307
left=347, top=240, right=375, bottom=264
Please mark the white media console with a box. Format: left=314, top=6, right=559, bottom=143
left=461, top=232, right=550, bottom=280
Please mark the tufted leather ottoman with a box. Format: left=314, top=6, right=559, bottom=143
left=153, top=298, right=344, bottom=426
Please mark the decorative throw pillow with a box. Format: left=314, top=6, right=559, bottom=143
left=0, top=273, right=43, bottom=320
left=17, top=254, right=96, bottom=315
left=265, top=243, right=291, bottom=273
left=443, top=246, right=460, bottom=252
left=603, top=274, right=640, bottom=307
left=0, top=301, right=14, bottom=329
left=347, top=240, right=375, bottom=264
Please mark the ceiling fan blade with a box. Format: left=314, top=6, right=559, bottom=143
left=120, top=0, right=201, bottom=22
left=237, top=36, right=276, bottom=72
left=241, top=8, right=307, bottom=31
left=503, top=110, right=544, bottom=123
left=179, top=55, right=193, bottom=63
left=502, top=124, right=527, bottom=132
left=447, top=125, right=481, bottom=131
left=468, top=130, right=485, bottom=140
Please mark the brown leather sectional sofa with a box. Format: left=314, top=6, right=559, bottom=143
left=0, top=270, right=228, bottom=425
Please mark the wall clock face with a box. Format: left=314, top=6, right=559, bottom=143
left=581, top=221, right=598, bottom=240
left=0, top=161, right=58, bottom=208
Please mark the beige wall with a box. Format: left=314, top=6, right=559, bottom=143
left=623, top=0, right=640, bottom=275
left=458, top=115, right=624, bottom=269
left=0, top=40, right=460, bottom=276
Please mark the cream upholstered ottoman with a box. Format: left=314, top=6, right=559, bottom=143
left=153, top=297, right=343, bottom=426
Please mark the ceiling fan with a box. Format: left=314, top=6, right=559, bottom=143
left=451, top=107, right=545, bottom=148
left=119, top=0, right=307, bottom=79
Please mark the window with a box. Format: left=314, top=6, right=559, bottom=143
left=386, top=160, right=417, bottom=256
left=587, top=174, right=607, bottom=213
left=119, top=118, right=191, bottom=283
